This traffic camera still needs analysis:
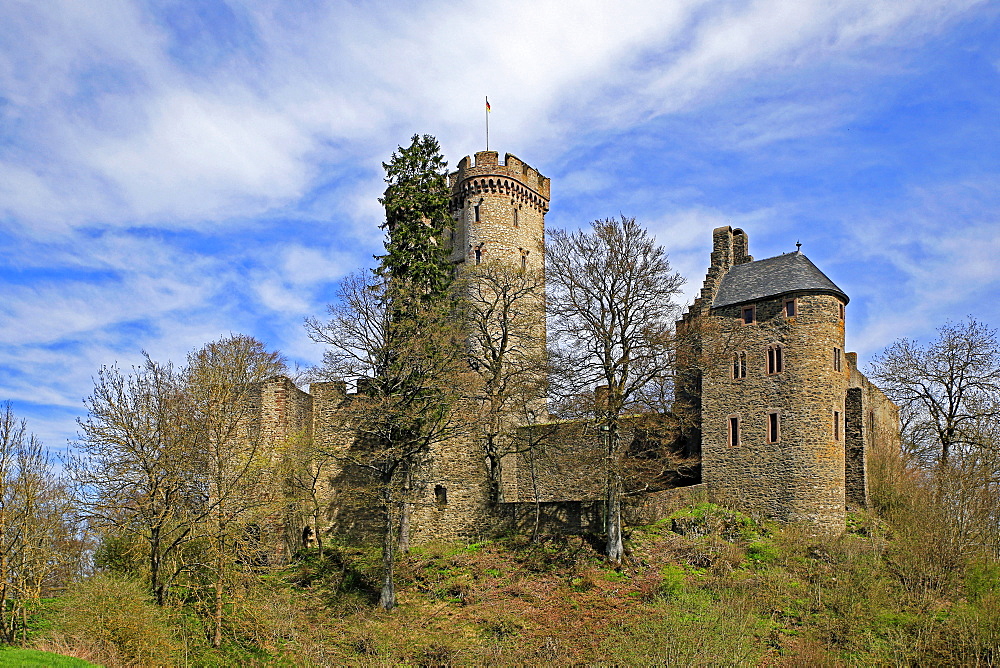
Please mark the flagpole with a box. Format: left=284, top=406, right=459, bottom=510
left=485, top=96, right=490, bottom=150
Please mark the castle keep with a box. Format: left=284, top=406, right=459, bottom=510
left=259, top=151, right=901, bottom=551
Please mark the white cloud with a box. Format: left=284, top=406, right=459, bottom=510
left=842, top=176, right=1000, bottom=358
left=0, top=0, right=993, bottom=457
left=2, top=0, right=983, bottom=233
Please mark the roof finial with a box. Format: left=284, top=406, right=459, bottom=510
left=795, top=240, right=802, bottom=253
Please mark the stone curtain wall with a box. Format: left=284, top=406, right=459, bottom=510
left=498, top=501, right=604, bottom=535
left=407, top=430, right=494, bottom=542
left=845, top=354, right=902, bottom=508
left=509, top=421, right=607, bottom=503
left=701, top=292, right=849, bottom=533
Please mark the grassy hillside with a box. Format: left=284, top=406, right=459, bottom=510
left=30, top=502, right=1000, bottom=666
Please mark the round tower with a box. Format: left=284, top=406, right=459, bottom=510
left=447, top=150, right=549, bottom=273
left=694, top=227, right=850, bottom=533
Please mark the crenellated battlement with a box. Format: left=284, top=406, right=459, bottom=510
left=449, top=151, right=550, bottom=211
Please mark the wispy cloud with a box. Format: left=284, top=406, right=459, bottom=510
left=0, top=0, right=996, bottom=449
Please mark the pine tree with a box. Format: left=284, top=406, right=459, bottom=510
left=378, top=134, right=453, bottom=304
left=307, top=135, right=467, bottom=610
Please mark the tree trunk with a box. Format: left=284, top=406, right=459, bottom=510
left=378, top=483, right=396, bottom=611
left=488, top=453, right=503, bottom=506
left=212, top=534, right=224, bottom=648
left=150, top=526, right=164, bottom=605
left=313, top=503, right=323, bottom=560
left=397, top=467, right=411, bottom=554
left=0, top=558, right=10, bottom=644
left=605, top=423, right=624, bottom=562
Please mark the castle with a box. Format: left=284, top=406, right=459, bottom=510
left=258, top=150, right=900, bottom=550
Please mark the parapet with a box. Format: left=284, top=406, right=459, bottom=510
left=449, top=151, right=550, bottom=207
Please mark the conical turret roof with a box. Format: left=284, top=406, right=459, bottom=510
left=713, top=251, right=848, bottom=308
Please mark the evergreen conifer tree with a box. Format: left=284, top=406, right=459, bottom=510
left=378, top=134, right=453, bottom=305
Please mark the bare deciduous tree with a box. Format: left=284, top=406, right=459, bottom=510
left=306, top=272, right=470, bottom=610
left=185, top=334, right=286, bottom=648
left=72, top=357, right=206, bottom=607
left=0, top=403, right=74, bottom=643
left=871, top=318, right=1000, bottom=467
left=546, top=216, right=684, bottom=562
left=871, top=318, right=1000, bottom=558
left=460, top=260, right=548, bottom=505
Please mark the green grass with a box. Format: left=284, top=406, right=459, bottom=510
left=0, top=648, right=98, bottom=667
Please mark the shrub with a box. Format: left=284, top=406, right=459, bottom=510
left=745, top=540, right=780, bottom=567
left=669, top=503, right=763, bottom=542
left=657, top=563, right=686, bottom=601
left=39, top=575, right=178, bottom=668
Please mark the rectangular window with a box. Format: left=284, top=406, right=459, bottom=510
left=729, top=416, right=740, bottom=447
left=834, top=411, right=841, bottom=441
left=475, top=248, right=482, bottom=265
left=742, top=305, right=755, bottom=324
left=474, top=203, right=481, bottom=223
left=833, top=347, right=842, bottom=372
left=768, top=411, right=780, bottom=443
left=521, top=253, right=527, bottom=271
left=513, top=206, right=519, bottom=227
left=767, top=344, right=783, bottom=374
left=784, top=299, right=795, bottom=317
left=839, top=303, right=845, bottom=319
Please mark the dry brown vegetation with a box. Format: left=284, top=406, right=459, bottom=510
left=32, top=476, right=1000, bottom=667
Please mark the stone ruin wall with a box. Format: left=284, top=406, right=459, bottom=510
left=845, top=354, right=902, bottom=509
left=507, top=421, right=606, bottom=504
left=294, top=383, right=495, bottom=544
left=256, top=377, right=314, bottom=559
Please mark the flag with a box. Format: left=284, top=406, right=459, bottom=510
left=486, top=97, right=491, bottom=112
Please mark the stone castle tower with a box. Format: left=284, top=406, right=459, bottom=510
left=396, top=150, right=551, bottom=538
left=447, top=150, right=549, bottom=274
left=678, top=226, right=899, bottom=532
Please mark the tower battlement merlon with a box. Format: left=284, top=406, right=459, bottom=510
left=448, top=151, right=550, bottom=206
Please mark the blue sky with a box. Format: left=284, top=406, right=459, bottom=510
left=2, top=0, right=999, bottom=450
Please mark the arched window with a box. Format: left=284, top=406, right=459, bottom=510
left=732, top=351, right=747, bottom=379
left=767, top=344, right=783, bottom=374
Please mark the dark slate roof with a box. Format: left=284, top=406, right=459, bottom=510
left=713, top=252, right=848, bottom=308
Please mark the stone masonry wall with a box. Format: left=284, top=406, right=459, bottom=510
left=407, top=429, right=493, bottom=542
left=260, top=376, right=313, bottom=446
left=508, top=421, right=606, bottom=503
left=845, top=354, right=901, bottom=508
left=702, top=291, right=848, bottom=533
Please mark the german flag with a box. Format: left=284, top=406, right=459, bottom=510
left=486, top=97, right=491, bottom=112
